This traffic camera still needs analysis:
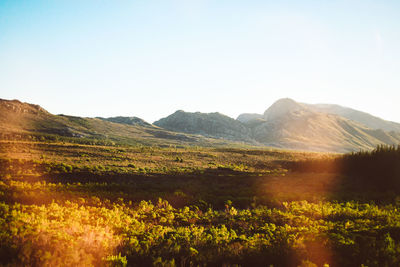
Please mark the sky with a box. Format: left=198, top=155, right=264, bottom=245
left=1, top=0, right=400, bottom=123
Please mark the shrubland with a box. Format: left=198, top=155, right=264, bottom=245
left=0, top=139, right=400, bottom=266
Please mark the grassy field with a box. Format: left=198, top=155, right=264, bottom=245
left=1, top=140, right=400, bottom=266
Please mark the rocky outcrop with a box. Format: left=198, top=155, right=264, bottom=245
left=154, top=110, right=254, bottom=142
left=157, top=99, right=400, bottom=152
left=99, top=116, right=152, bottom=127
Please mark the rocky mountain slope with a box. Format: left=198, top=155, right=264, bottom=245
left=98, top=116, right=151, bottom=127
left=154, top=110, right=254, bottom=143
left=157, top=98, right=400, bottom=152
left=0, top=99, right=233, bottom=147
left=253, top=107, right=400, bottom=152
left=236, top=113, right=263, bottom=123
left=305, top=103, right=400, bottom=133
left=2, top=98, right=399, bottom=152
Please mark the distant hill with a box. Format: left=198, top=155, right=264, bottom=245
left=263, top=98, right=307, bottom=121
left=252, top=98, right=400, bottom=152
left=0, top=99, right=234, bottom=147
left=251, top=101, right=400, bottom=152
left=236, top=113, right=264, bottom=123
left=305, top=103, right=400, bottom=133
left=154, top=110, right=254, bottom=143
left=2, top=97, right=400, bottom=152
left=158, top=98, right=400, bottom=152
left=98, top=116, right=151, bottom=127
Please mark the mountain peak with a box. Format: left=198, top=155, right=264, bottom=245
left=274, top=97, right=297, bottom=105
left=263, top=98, right=307, bottom=120
left=154, top=110, right=253, bottom=142
left=99, top=116, right=151, bottom=127
left=0, top=98, right=48, bottom=115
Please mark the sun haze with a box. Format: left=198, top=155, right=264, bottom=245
left=1, top=1, right=400, bottom=123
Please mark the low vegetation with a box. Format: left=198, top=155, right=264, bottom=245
left=292, top=145, right=400, bottom=192
left=1, top=139, right=400, bottom=266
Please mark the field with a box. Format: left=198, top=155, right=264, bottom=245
left=1, top=140, right=400, bottom=266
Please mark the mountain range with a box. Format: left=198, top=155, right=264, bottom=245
left=0, top=99, right=230, bottom=147
left=155, top=98, right=400, bottom=152
left=1, top=98, right=399, bottom=152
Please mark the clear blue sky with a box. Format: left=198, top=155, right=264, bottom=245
left=1, top=0, right=400, bottom=123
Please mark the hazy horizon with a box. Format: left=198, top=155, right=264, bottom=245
left=1, top=1, right=400, bottom=123
left=3, top=96, right=400, bottom=126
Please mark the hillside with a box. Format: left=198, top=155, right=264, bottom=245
left=250, top=98, right=400, bottom=152
left=252, top=107, right=400, bottom=152
left=0, top=99, right=235, bottom=147
left=236, top=113, right=264, bottom=123
left=154, top=110, right=255, bottom=143
left=98, top=116, right=152, bottom=127
left=158, top=98, right=400, bottom=152
left=305, top=103, right=400, bottom=132
left=1, top=98, right=400, bottom=152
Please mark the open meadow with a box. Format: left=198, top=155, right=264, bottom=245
left=1, top=139, right=400, bottom=266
